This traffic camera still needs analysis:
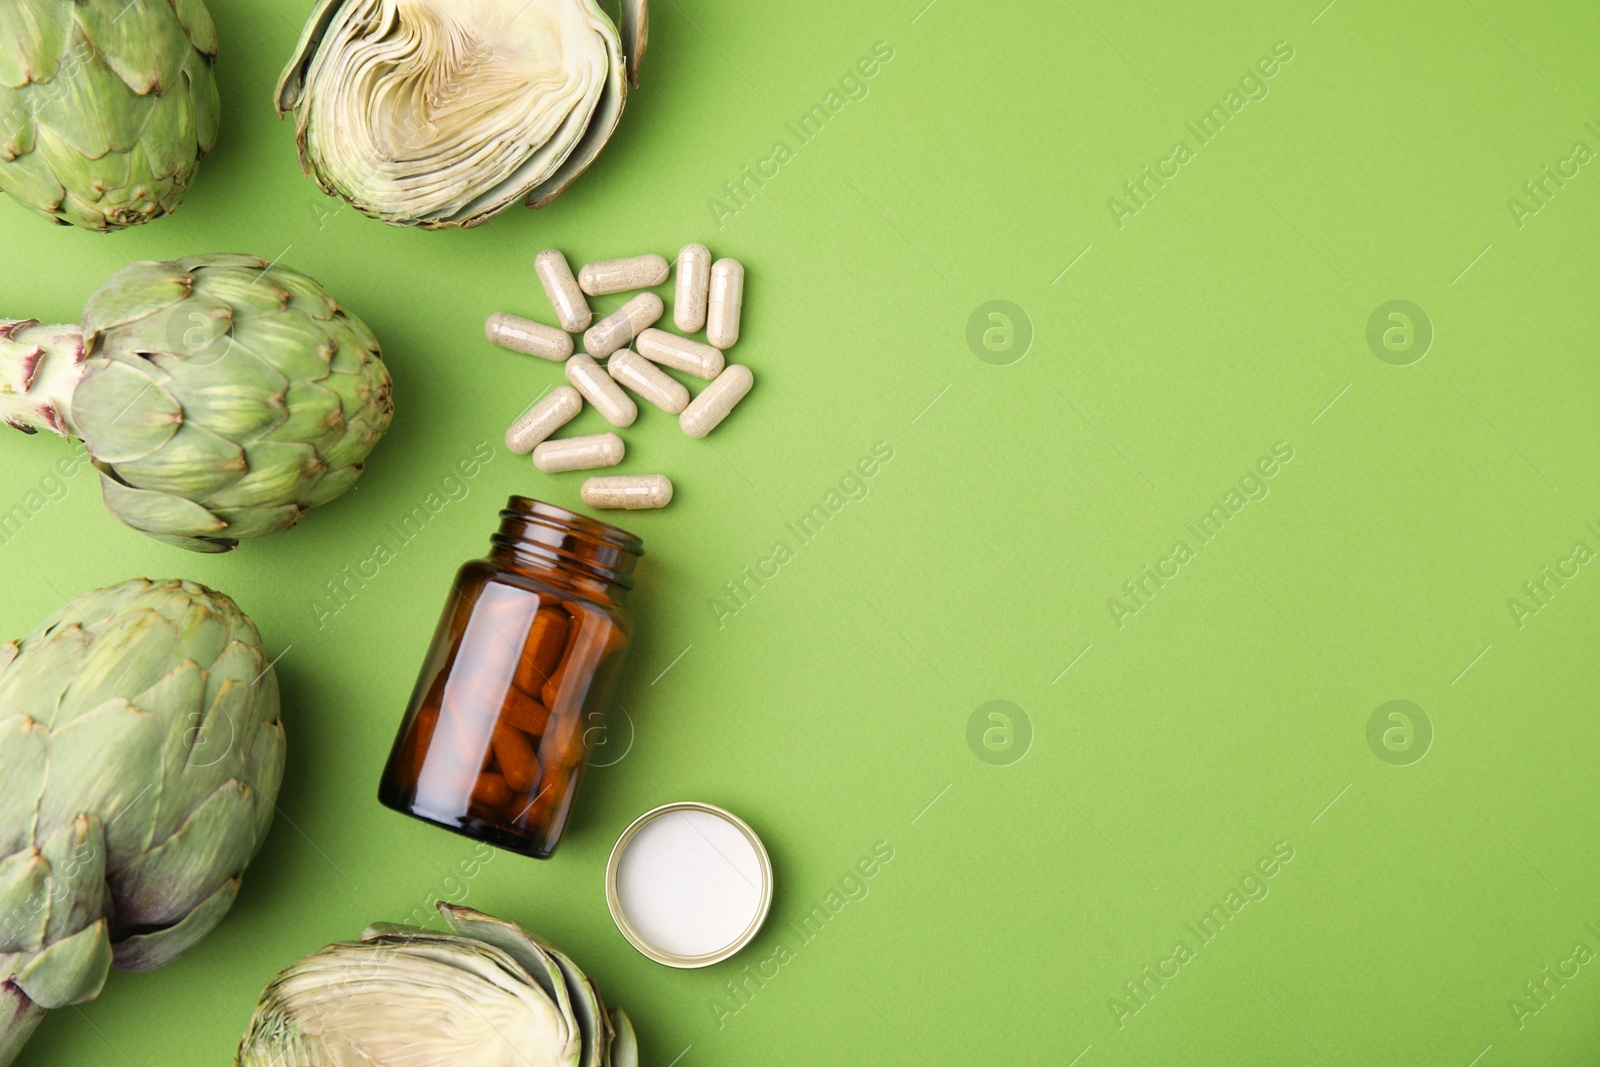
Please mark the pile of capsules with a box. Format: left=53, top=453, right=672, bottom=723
left=487, top=245, right=753, bottom=510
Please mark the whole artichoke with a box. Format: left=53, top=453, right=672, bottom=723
left=276, top=0, right=647, bottom=228
left=0, top=0, right=222, bottom=230
left=0, top=578, right=286, bottom=1066
left=237, top=904, right=637, bottom=1067
left=0, top=253, right=394, bottom=551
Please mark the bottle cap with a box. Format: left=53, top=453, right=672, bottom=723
left=605, top=801, right=773, bottom=968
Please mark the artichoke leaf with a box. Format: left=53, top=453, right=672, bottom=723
left=135, top=528, right=237, bottom=552
left=70, top=362, right=181, bottom=463
left=81, top=262, right=192, bottom=339
left=14, top=918, right=111, bottom=1009
left=32, top=44, right=154, bottom=157
left=439, top=904, right=581, bottom=1045
left=610, top=1008, right=636, bottom=1067
left=205, top=441, right=320, bottom=510
left=207, top=504, right=304, bottom=542
left=105, top=423, right=247, bottom=498
left=620, top=0, right=646, bottom=88
left=31, top=121, right=132, bottom=205
left=170, top=0, right=219, bottom=57
left=241, top=721, right=286, bottom=857
left=147, top=340, right=291, bottom=440
left=0, top=155, right=64, bottom=220
left=0, top=850, right=50, bottom=953
left=0, top=0, right=72, bottom=90
left=111, top=781, right=253, bottom=927
left=0, top=627, right=87, bottom=728
left=300, top=464, right=362, bottom=508
left=136, top=87, right=199, bottom=182
left=180, top=47, right=220, bottom=154
left=188, top=270, right=289, bottom=317
left=37, top=814, right=111, bottom=946
left=274, top=0, right=351, bottom=112
left=97, top=472, right=228, bottom=538
left=36, top=698, right=164, bottom=865
left=112, top=875, right=237, bottom=973
left=262, top=265, right=339, bottom=321
left=226, top=315, right=335, bottom=383
left=76, top=0, right=190, bottom=96
left=525, top=55, right=624, bottom=210
left=57, top=608, right=179, bottom=720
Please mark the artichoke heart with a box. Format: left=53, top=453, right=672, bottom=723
left=236, top=905, right=637, bottom=1067
left=277, top=0, right=647, bottom=228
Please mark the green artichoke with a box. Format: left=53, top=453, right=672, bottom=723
left=0, top=253, right=394, bottom=551
left=237, top=904, right=637, bottom=1067
left=276, top=0, right=647, bottom=228
left=0, top=578, right=286, bottom=1066
left=0, top=0, right=222, bottom=230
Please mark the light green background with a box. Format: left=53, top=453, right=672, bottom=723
left=5, top=0, right=1600, bottom=1063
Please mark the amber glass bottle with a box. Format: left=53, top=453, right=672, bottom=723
left=378, top=497, right=641, bottom=858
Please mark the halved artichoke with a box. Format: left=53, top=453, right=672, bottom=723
left=235, top=904, right=637, bottom=1067
left=275, top=0, right=647, bottom=229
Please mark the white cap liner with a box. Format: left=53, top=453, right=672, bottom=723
left=606, top=802, right=772, bottom=967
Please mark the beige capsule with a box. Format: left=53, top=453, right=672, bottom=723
left=680, top=364, right=754, bottom=439
left=535, top=249, right=592, bottom=332
left=674, top=244, right=711, bottom=332
left=582, top=475, right=673, bottom=510
left=565, top=353, right=638, bottom=427
left=485, top=312, right=573, bottom=362
left=534, top=432, right=626, bottom=474
left=635, top=328, right=724, bottom=380
left=505, top=386, right=582, bottom=454
left=583, top=292, right=664, bottom=359
left=608, top=350, right=690, bottom=414
left=579, top=254, right=669, bottom=296
left=707, top=258, right=744, bottom=349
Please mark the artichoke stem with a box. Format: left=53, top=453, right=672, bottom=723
left=0, top=986, right=46, bottom=1067
left=0, top=320, right=84, bottom=438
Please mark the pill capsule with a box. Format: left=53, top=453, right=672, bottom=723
left=535, top=249, right=591, bottom=332
left=608, top=349, right=690, bottom=414
left=578, top=254, right=669, bottom=296
left=533, top=432, right=625, bottom=473
left=582, top=291, right=663, bottom=359
left=505, top=386, right=582, bottom=454
left=675, top=243, right=711, bottom=332
left=680, top=364, right=754, bottom=439
left=485, top=312, right=573, bottom=362
left=634, top=327, right=724, bottom=380
left=473, top=772, right=512, bottom=809
left=581, top=475, right=674, bottom=510
left=564, top=353, right=637, bottom=427
left=707, top=258, right=744, bottom=349
left=491, top=722, right=541, bottom=792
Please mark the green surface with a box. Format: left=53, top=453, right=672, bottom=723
left=3, top=0, right=1600, bottom=1063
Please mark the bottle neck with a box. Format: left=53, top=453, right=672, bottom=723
left=489, top=497, right=642, bottom=603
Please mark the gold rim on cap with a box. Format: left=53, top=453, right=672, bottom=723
left=604, top=801, right=773, bottom=968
